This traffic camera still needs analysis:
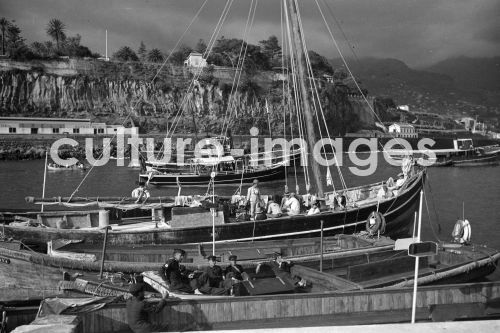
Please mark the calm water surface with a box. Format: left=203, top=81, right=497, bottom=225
left=1, top=155, right=499, bottom=278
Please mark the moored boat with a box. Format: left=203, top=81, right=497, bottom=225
left=1, top=232, right=498, bottom=302
left=1, top=169, right=425, bottom=246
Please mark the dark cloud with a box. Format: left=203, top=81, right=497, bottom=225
left=1, top=0, right=498, bottom=67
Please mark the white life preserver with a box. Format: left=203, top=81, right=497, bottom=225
left=366, top=211, right=386, bottom=236
left=452, top=219, right=471, bottom=244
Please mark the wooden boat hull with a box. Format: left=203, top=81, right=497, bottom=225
left=2, top=172, right=425, bottom=246
left=1, top=234, right=498, bottom=303
left=73, top=281, right=500, bottom=331
left=6, top=282, right=500, bottom=331
left=140, top=164, right=287, bottom=186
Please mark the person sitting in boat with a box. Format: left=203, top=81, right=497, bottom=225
left=280, top=191, right=290, bottom=211
left=282, top=192, right=300, bottom=216
left=389, top=173, right=406, bottom=194
left=194, top=255, right=230, bottom=295
left=334, top=194, right=346, bottom=210
left=126, top=282, right=167, bottom=333
left=377, top=184, right=393, bottom=199
left=132, top=182, right=151, bottom=203
left=254, top=202, right=268, bottom=221
left=267, top=195, right=283, bottom=218
left=224, top=255, right=245, bottom=282
left=307, top=201, right=321, bottom=215
left=160, top=249, right=201, bottom=294
left=401, top=154, right=414, bottom=176
left=255, top=253, right=306, bottom=287
left=246, top=179, right=261, bottom=220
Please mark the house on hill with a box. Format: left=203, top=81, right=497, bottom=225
left=388, top=123, right=418, bottom=138
left=184, top=52, right=207, bottom=68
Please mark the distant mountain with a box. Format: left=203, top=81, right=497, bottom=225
left=329, top=57, right=500, bottom=125
left=424, top=56, right=500, bottom=93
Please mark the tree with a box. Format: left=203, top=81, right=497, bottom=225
left=61, top=34, right=93, bottom=57
left=194, top=39, right=207, bottom=54
left=259, top=35, right=281, bottom=67
left=112, top=46, right=139, bottom=62
left=308, top=50, right=333, bottom=75
left=6, top=23, right=24, bottom=50
left=137, top=41, right=147, bottom=61
left=147, top=48, right=164, bottom=63
left=46, top=19, right=66, bottom=50
left=0, top=17, right=9, bottom=55
left=168, top=44, right=192, bottom=65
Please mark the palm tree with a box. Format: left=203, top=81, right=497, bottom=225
left=46, top=19, right=66, bottom=50
left=0, top=17, right=9, bottom=55
left=147, top=48, right=164, bottom=63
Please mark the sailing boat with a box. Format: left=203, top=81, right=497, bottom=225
left=2, top=0, right=425, bottom=246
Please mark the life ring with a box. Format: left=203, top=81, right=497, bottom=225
left=452, top=219, right=471, bottom=244
left=366, top=211, right=386, bottom=236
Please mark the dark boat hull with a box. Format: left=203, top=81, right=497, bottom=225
left=2, top=172, right=425, bottom=246
left=140, top=164, right=287, bottom=186
left=452, top=154, right=499, bottom=167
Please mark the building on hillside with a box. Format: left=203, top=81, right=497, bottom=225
left=459, top=117, right=476, bottom=131
left=0, top=117, right=138, bottom=135
left=184, top=52, right=207, bottom=68
left=387, top=123, right=418, bottom=138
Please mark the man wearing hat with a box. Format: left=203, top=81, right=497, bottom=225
left=246, top=179, right=261, bottom=220
left=224, top=255, right=244, bottom=281
left=160, top=249, right=198, bottom=293
left=126, top=282, right=167, bottom=333
left=195, top=255, right=229, bottom=295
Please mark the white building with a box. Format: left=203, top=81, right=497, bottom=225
left=388, top=123, right=418, bottom=138
left=0, top=117, right=138, bottom=135
left=184, top=52, right=207, bottom=68
left=459, top=117, right=476, bottom=131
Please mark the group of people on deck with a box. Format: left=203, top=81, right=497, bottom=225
left=160, top=249, right=243, bottom=296
left=159, top=248, right=303, bottom=296
left=246, top=179, right=321, bottom=221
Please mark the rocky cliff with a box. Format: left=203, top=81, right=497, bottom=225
left=0, top=59, right=376, bottom=134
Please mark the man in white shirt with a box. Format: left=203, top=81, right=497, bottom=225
left=267, top=196, right=282, bottom=218
left=283, top=193, right=300, bottom=216
left=246, top=179, right=261, bottom=220
left=307, top=201, right=321, bottom=215
left=395, top=173, right=406, bottom=188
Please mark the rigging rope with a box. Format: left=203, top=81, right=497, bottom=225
left=67, top=0, right=211, bottom=201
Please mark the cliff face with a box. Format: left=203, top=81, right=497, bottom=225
left=0, top=59, right=375, bottom=134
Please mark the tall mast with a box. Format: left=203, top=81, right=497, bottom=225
left=286, top=0, right=325, bottom=197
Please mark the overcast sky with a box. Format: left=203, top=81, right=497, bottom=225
left=1, top=0, right=499, bottom=67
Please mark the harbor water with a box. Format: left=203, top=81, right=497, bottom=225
left=1, top=154, right=499, bottom=279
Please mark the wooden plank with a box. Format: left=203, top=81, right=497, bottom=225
left=347, top=256, right=428, bottom=282
left=291, top=265, right=361, bottom=291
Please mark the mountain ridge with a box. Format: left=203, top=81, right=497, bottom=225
left=329, top=56, right=500, bottom=128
